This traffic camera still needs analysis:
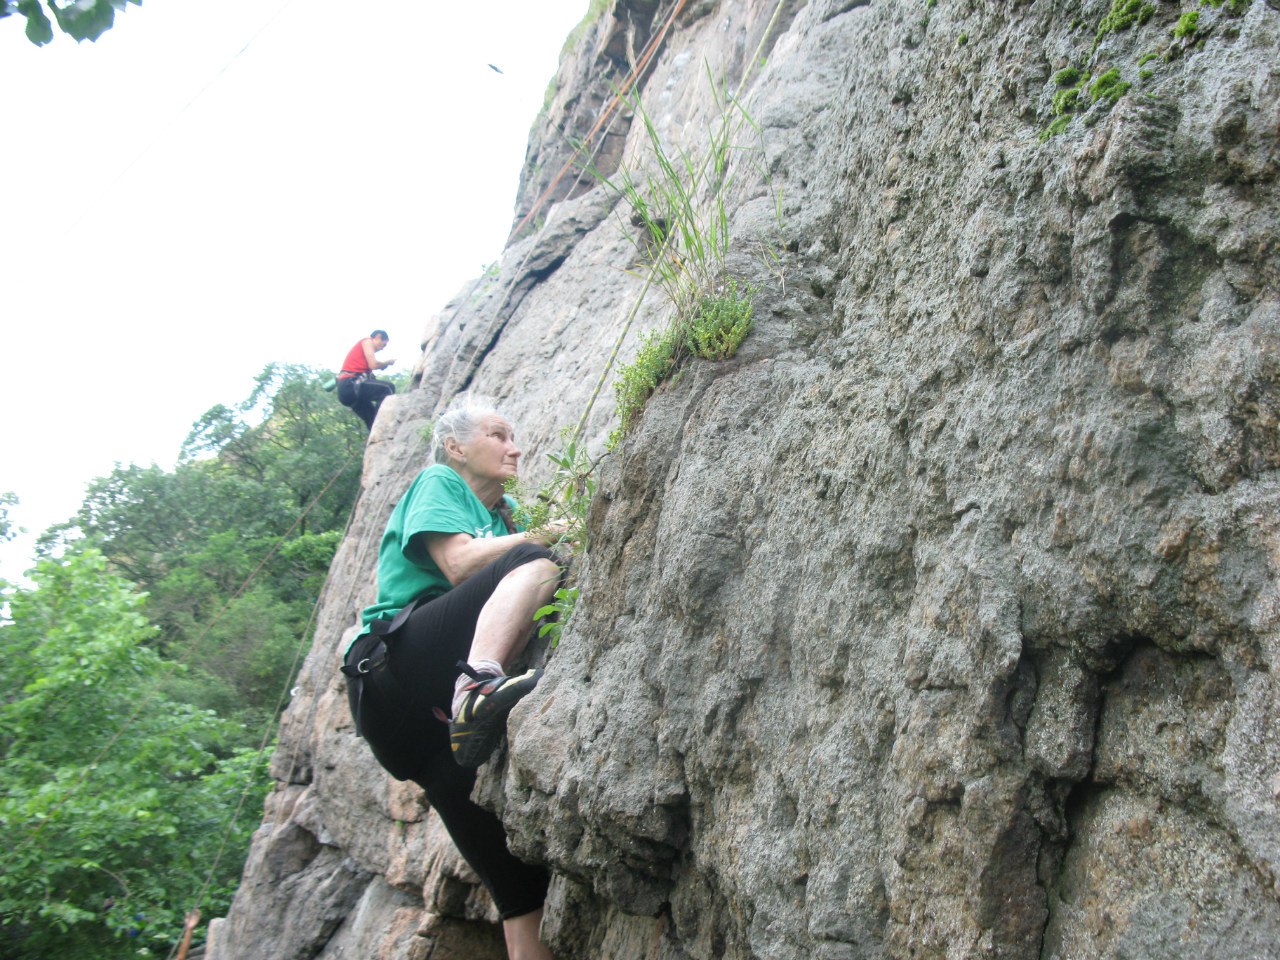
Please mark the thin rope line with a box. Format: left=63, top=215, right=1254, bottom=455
left=452, top=0, right=691, bottom=406
left=60, top=0, right=300, bottom=240
left=509, top=0, right=692, bottom=240
left=570, top=0, right=790, bottom=443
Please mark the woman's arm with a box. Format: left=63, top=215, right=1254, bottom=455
left=422, top=530, right=552, bottom=586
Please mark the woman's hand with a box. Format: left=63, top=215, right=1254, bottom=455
left=531, top=521, right=573, bottom=547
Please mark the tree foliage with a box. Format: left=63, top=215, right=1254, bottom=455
left=0, top=551, right=268, bottom=958
left=1, top=0, right=141, bottom=46
left=0, top=491, right=19, bottom=544
left=0, top=364, right=364, bottom=956
left=41, top=363, right=365, bottom=734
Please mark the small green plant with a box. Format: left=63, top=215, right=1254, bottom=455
left=1052, top=83, right=1084, bottom=114
left=1096, top=0, right=1156, bottom=44
left=534, top=586, right=580, bottom=648
left=957, top=32, right=969, bottom=46
left=510, top=429, right=598, bottom=549
left=609, top=329, right=678, bottom=448
left=686, top=280, right=755, bottom=361
left=1041, top=67, right=1091, bottom=139
left=1173, top=11, right=1200, bottom=38
left=607, top=281, right=756, bottom=448
left=506, top=430, right=601, bottom=646
left=1054, top=66, right=1084, bottom=87
left=1137, top=51, right=1158, bottom=66
left=584, top=67, right=777, bottom=446
left=1038, top=115, right=1073, bottom=142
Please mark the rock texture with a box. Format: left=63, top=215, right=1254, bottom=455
left=208, top=1, right=1279, bottom=958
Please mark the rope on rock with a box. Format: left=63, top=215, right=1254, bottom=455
left=447, top=0, right=692, bottom=396
left=510, top=0, right=693, bottom=239
left=571, top=0, right=792, bottom=442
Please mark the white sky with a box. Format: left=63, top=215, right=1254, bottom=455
left=0, top=0, right=587, bottom=581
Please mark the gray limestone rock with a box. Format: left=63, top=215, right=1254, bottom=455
left=208, top=1, right=1280, bottom=958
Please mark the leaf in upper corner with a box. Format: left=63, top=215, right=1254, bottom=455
left=13, top=0, right=55, bottom=45
left=49, top=0, right=117, bottom=42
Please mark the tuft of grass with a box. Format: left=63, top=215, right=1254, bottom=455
left=584, top=68, right=778, bottom=446
left=1052, top=84, right=1084, bottom=114
left=1054, top=66, right=1084, bottom=87
left=608, top=279, right=755, bottom=449
left=1096, top=0, right=1156, bottom=47
left=1173, top=11, right=1200, bottom=38
left=1041, top=66, right=1090, bottom=139
left=1038, top=114, right=1073, bottom=143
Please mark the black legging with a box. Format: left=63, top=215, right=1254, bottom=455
left=337, top=376, right=395, bottom=430
left=345, top=541, right=555, bottom=919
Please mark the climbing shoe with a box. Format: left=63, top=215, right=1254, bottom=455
left=449, top=662, right=543, bottom=769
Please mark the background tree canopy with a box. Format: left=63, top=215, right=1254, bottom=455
left=41, top=363, right=366, bottom=731
left=2, top=364, right=369, bottom=957
left=0, top=551, right=267, bottom=959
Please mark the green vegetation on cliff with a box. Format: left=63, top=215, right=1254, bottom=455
left=1040, top=0, right=1255, bottom=142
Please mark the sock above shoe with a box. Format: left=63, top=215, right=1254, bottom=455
left=452, top=658, right=504, bottom=718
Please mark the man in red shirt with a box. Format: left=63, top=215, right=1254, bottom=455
left=337, top=330, right=396, bottom=430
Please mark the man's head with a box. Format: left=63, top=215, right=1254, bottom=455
left=369, top=330, right=389, bottom=349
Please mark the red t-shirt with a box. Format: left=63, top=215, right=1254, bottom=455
left=340, top=339, right=372, bottom=377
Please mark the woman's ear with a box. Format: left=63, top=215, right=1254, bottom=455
left=444, top=435, right=465, bottom=463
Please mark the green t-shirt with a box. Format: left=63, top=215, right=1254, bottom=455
left=356, top=464, right=517, bottom=640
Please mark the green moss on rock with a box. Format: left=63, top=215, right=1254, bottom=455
left=1173, top=11, right=1200, bottom=38
left=1090, top=67, right=1132, bottom=103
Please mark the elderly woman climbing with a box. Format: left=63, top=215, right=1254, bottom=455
left=341, top=395, right=563, bottom=960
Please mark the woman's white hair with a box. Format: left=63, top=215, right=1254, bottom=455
left=430, top=394, right=509, bottom=464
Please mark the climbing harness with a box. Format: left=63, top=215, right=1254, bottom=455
left=340, top=592, right=429, bottom=738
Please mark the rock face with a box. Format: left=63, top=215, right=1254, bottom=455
left=207, top=1, right=1280, bottom=958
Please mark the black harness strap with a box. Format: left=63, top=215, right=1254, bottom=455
left=341, top=593, right=431, bottom=737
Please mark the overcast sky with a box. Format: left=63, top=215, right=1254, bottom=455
left=0, top=0, right=587, bottom=581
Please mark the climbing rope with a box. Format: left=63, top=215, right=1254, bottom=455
left=447, top=0, right=692, bottom=396
left=509, top=0, right=693, bottom=239
left=570, top=0, right=792, bottom=442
